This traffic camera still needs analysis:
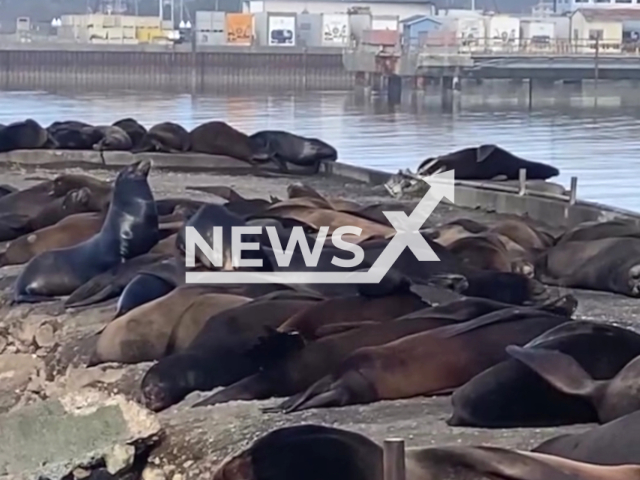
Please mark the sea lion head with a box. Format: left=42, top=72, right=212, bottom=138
left=62, top=187, right=92, bottom=211
left=119, top=159, right=152, bottom=181
left=628, top=264, right=640, bottom=296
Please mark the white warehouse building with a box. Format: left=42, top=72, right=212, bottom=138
left=242, top=0, right=437, bottom=18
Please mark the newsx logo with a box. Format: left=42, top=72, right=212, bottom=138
left=184, top=170, right=455, bottom=284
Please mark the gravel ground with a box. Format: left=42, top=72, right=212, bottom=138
left=0, top=163, right=637, bottom=478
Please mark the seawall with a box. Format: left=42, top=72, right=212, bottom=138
left=0, top=44, right=351, bottom=92
left=1, top=148, right=638, bottom=229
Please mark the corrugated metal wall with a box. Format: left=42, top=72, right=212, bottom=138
left=0, top=48, right=352, bottom=92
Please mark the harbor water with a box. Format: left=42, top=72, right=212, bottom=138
left=2, top=81, right=640, bottom=211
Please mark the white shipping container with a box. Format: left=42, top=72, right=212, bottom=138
left=521, top=21, right=554, bottom=41
left=485, top=15, right=520, bottom=52
left=322, top=13, right=349, bottom=46
left=268, top=14, right=296, bottom=46
left=372, top=16, right=398, bottom=31
left=454, top=16, right=486, bottom=52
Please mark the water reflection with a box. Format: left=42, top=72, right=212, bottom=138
left=1, top=82, right=639, bottom=211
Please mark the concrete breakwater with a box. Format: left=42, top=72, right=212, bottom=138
left=2, top=148, right=639, bottom=229
left=0, top=44, right=351, bottom=92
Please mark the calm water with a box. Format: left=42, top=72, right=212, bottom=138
left=2, top=83, right=640, bottom=211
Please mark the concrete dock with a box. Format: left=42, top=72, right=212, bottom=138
left=0, top=154, right=638, bottom=478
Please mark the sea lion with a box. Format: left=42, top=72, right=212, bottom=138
left=155, top=198, right=205, bottom=217
left=13, top=160, right=159, bottom=303
left=0, top=213, right=104, bottom=268
left=46, top=120, right=97, bottom=150
left=448, top=321, right=640, bottom=428
left=213, top=424, right=640, bottom=480
left=0, top=119, right=52, bottom=153
left=49, top=174, right=112, bottom=210
left=92, top=125, right=132, bottom=151
left=0, top=184, right=17, bottom=197
left=556, top=219, right=640, bottom=245
left=271, top=303, right=571, bottom=413
left=417, top=144, right=559, bottom=181
left=140, top=291, right=323, bottom=411
left=176, top=203, right=247, bottom=270
left=249, top=130, right=338, bottom=173
left=133, top=122, right=190, bottom=153
left=446, top=233, right=533, bottom=275
left=506, top=347, right=640, bottom=424
left=114, top=273, right=176, bottom=319
left=91, top=287, right=250, bottom=365
left=426, top=218, right=488, bottom=247
left=112, top=118, right=147, bottom=149
left=189, top=121, right=270, bottom=164
left=535, top=237, right=640, bottom=296
left=488, top=218, right=554, bottom=251
left=64, top=253, right=174, bottom=308
left=188, top=297, right=522, bottom=409
left=534, top=409, right=640, bottom=464
left=28, top=187, right=97, bottom=231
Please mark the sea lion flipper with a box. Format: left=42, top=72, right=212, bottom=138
left=505, top=345, right=596, bottom=398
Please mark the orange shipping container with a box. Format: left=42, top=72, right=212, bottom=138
left=226, top=13, right=253, bottom=45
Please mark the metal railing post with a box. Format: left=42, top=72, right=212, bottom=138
left=383, top=438, right=406, bottom=480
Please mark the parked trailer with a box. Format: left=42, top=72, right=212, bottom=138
left=322, top=13, right=350, bottom=46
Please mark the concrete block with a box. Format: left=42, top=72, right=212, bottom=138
left=0, top=390, right=162, bottom=480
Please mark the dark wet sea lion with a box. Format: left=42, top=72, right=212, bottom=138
left=13, top=160, right=159, bottom=303
left=274, top=305, right=570, bottom=413
left=133, top=122, right=190, bottom=153
left=0, top=119, right=52, bottom=153
left=189, top=297, right=520, bottom=409
left=556, top=219, right=640, bottom=245
left=213, top=424, right=632, bottom=480
left=448, top=321, right=640, bottom=428
left=0, top=184, right=18, bottom=197
left=46, top=120, right=96, bottom=149
left=114, top=273, right=176, bottom=319
left=461, top=271, right=550, bottom=306
left=533, top=409, right=640, bottom=464
left=92, top=125, right=132, bottom=151
left=417, top=144, right=559, bottom=181
left=507, top=347, right=640, bottom=424
left=0, top=213, right=104, bottom=267
left=64, top=253, right=173, bottom=308
left=176, top=203, right=247, bottom=270
left=140, top=291, right=322, bottom=411
left=189, top=121, right=269, bottom=164
left=112, top=118, right=147, bottom=149
left=535, top=237, right=640, bottom=296
left=91, top=287, right=250, bottom=366
left=249, top=130, right=338, bottom=173
left=28, top=187, right=97, bottom=231
left=212, top=425, right=383, bottom=480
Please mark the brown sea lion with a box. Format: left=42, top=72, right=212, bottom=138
left=150, top=233, right=180, bottom=255
left=448, top=321, right=640, bottom=428
left=112, top=118, right=147, bottom=149
left=140, top=291, right=323, bottom=411
left=534, top=409, right=640, bottom=464
left=49, top=173, right=112, bottom=210
left=535, top=237, right=640, bottom=296
left=133, top=122, right=190, bottom=153
left=489, top=218, right=554, bottom=251
left=189, top=297, right=522, bottom=409
left=90, top=286, right=250, bottom=365
left=506, top=347, right=640, bottom=424
left=189, top=121, right=270, bottom=164
left=556, top=219, right=640, bottom=245
left=426, top=218, right=488, bottom=247
left=28, top=187, right=98, bottom=231
left=277, top=292, right=429, bottom=341
left=272, top=303, right=571, bottom=413
left=0, top=213, right=104, bottom=267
